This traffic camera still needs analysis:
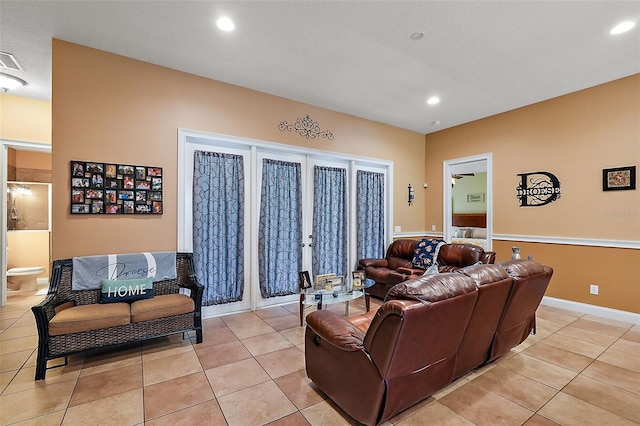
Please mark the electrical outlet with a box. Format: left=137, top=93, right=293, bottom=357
left=394, top=225, right=401, bottom=233
left=589, top=284, right=599, bottom=295
left=431, top=225, right=436, bottom=231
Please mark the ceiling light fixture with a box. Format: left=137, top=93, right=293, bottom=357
left=427, top=96, right=440, bottom=105
left=410, top=31, right=424, bottom=41
left=610, top=21, right=635, bottom=35
left=0, top=72, right=26, bottom=92
left=216, top=16, right=235, bottom=32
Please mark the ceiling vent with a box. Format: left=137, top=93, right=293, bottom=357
left=0, top=52, right=23, bottom=71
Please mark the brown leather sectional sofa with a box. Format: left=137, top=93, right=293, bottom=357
left=359, top=239, right=496, bottom=299
left=305, top=259, right=553, bottom=426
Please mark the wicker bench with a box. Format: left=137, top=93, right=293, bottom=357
left=31, top=252, right=203, bottom=380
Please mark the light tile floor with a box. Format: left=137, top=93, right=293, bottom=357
left=1, top=289, right=639, bottom=425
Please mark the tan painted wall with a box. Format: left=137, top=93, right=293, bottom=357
left=51, top=40, right=426, bottom=259
left=426, top=74, right=640, bottom=314
left=0, top=93, right=52, bottom=144
left=492, top=240, right=639, bottom=314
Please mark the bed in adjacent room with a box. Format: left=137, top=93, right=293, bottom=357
left=451, top=213, right=488, bottom=249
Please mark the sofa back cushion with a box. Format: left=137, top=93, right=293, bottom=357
left=385, top=272, right=477, bottom=303
left=453, top=264, right=514, bottom=377
left=437, top=244, right=484, bottom=268
left=489, top=260, right=553, bottom=361
left=386, top=239, right=419, bottom=260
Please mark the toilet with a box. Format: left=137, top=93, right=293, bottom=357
left=7, top=266, right=45, bottom=292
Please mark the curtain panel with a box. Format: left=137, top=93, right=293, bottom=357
left=192, top=151, right=245, bottom=306
left=312, top=166, right=347, bottom=278
left=258, top=159, right=302, bottom=298
left=356, top=170, right=385, bottom=260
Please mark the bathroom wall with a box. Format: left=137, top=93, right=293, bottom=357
left=6, top=232, right=50, bottom=280
left=6, top=154, right=52, bottom=283
left=13, top=149, right=52, bottom=182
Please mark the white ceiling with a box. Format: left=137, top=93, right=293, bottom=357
left=1, top=1, right=638, bottom=134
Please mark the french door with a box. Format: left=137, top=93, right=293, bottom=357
left=253, top=153, right=349, bottom=309
left=178, top=130, right=391, bottom=318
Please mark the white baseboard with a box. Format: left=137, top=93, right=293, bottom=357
left=541, top=296, right=639, bottom=325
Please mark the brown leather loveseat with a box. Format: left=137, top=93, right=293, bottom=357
left=359, top=239, right=496, bottom=299
left=305, top=259, right=552, bottom=425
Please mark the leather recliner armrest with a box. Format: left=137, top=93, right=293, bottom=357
left=359, top=258, right=388, bottom=268
left=481, top=251, right=497, bottom=264
left=306, top=310, right=365, bottom=351
left=397, top=267, right=424, bottom=275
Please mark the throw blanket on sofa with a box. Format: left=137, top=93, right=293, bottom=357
left=72, top=251, right=177, bottom=290
left=412, top=238, right=446, bottom=270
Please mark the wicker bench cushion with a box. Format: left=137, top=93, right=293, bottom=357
left=49, top=303, right=131, bottom=336
left=130, top=294, right=195, bottom=323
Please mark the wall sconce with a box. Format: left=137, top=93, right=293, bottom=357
left=408, top=183, right=415, bottom=206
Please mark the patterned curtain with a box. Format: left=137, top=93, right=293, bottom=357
left=259, top=159, right=302, bottom=298
left=312, top=166, right=347, bottom=278
left=192, top=151, right=245, bottom=306
left=357, top=170, right=385, bottom=260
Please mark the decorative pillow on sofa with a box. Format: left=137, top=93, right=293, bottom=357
left=100, top=277, right=154, bottom=304
left=453, top=227, right=472, bottom=238
left=412, top=238, right=446, bottom=270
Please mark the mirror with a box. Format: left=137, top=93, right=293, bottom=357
left=443, top=154, right=492, bottom=250
left=6, top=182, right=51, bottom=231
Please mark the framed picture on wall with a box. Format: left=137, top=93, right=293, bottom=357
left=466, top=193, right=485, bottom=203
left=603, top=166, right=636, bottom=191
left=70, top=160, right=163, bottom=214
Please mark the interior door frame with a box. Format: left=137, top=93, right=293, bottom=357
left=443, top=153, right=493, bottom=250
left=0, top=139, right=52, bottom=307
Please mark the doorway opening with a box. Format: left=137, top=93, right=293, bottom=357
left=1, top=140, right=52, bottom=307
left=443, top=153, right=492, bottom=251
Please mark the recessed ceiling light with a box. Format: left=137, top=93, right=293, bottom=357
left=410, top=31, right=425, bottom=41
left=216, top=16, right=235, bottom=32
left=427, top=96, right=440, bottom=105
left=610, top=21, right=635, bottom=35
left=432, top=121, right=441, bottom=126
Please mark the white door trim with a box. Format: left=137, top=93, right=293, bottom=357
left=0, top=139, right=52, bottom=307
left=443, top=153, right=493, bottom=250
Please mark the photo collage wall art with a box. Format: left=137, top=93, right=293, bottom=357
left=70, top=161, right=163, bottom=215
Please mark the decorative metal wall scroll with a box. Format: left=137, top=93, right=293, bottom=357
left=70, top=161, right=163, bottom=215
left=278, top=114, right=334, bottom=140
left=516, top=171, right=561, bottom=207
